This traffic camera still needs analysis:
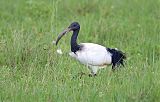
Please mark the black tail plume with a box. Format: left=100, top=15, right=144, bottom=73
left=107, top=48, right=126, bottom=70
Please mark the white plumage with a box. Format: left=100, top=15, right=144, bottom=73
left=69, top=43, right=112, bottom=75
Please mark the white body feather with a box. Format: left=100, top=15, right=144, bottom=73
left=69, top=43, right=112, bottom=75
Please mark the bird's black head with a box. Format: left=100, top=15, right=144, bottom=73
left=55, top=22, right=80, bottom=45
left=68, top=22, right=80, bottom=31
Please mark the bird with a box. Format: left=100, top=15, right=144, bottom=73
left=55, top=22, right=126, bottom=76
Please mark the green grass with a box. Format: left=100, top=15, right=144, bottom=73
left=0, top=0, right=160, bottom=101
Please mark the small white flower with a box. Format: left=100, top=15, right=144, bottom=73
left=57, top=48, right=63, bottom=54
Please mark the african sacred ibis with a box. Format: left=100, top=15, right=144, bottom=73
left=55, top=22, right=126, bottom=76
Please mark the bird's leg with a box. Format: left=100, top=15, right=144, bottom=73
left=89, top=73, right=97, bottom=77
left=88, top=66, right=98, bottom=77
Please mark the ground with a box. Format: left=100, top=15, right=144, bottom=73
left=0, top=0, right=160, bottom=102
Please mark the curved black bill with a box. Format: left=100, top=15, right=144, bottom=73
left=55, top=28, right=71, bottom=45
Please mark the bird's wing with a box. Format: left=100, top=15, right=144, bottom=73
left=75, top=43, right=112, bottom=66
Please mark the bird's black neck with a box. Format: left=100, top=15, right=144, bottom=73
left=71, top=29, right=80, bottom=53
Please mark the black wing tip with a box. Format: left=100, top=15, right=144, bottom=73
left=107, top=48, right=126, bottom=67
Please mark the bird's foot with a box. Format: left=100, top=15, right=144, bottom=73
left=89, top=74, right=97, bottom=77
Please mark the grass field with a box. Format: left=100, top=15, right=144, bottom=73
left=0, top=0, right=160, bottom=101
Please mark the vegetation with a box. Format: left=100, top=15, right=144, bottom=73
left=0, top=0, right=160, bottom=101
